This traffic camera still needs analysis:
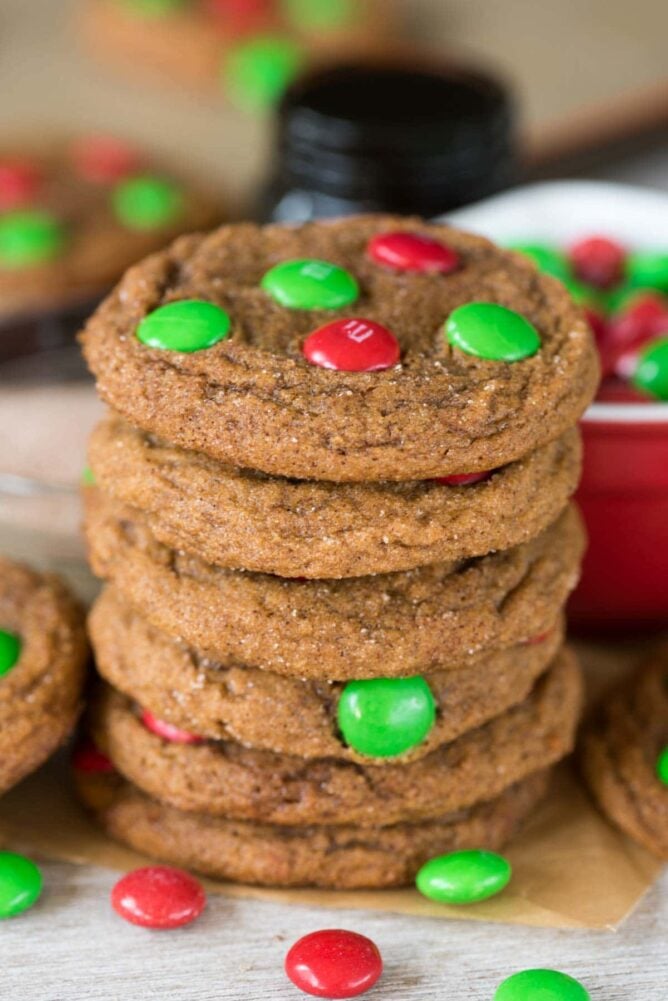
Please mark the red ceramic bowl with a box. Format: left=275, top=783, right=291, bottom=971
left=570, top=401, right=668, bottom=630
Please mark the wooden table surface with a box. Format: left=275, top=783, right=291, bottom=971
left=3, top=858, right=665, bottom=1000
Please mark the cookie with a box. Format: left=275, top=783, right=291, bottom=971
left=75, top=767, right=550, bottom=889
left=580, top=650, right=668, bottom=859
left=83, top=488, right=584, bottom=680
left=0, top=137, right=221, bottom=320
left=89, top=649, right=582, bottom=826
left=0, top=557, right=87, bottom=795
left=80, top=215, right=599, bottom=482
left=80, top=0, right=394, bottom=108
left=88, top=414, right=582, bottom=577
left=90, top=586, right=564, bottom=763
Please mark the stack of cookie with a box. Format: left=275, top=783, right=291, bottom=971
left=77, top=216, right=598, bottom=889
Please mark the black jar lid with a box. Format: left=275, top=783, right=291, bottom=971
left=269, top=59, right=516, bottom=217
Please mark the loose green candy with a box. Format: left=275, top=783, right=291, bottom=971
left=337, top=677, right=435, bottom=758
left=0, top=210, right=65, bottom=268
left=224, top=37, right=304, bottom=112
left=0, top=852, right=42, bottom=919
left=282, top=0, right=355, bottom=30
left=0, top=630, right=20, bottom=678
left=416, top=849, right=511, bottom=905
left=446, top=303, right=541, bottom=362
left=120, top=0, right=185, bottom=15
left=494, top=969, right=590, bottom=1001
left=656, top=746, right=668, bottom=786
left=632, top=337, right=668, bottom=401
left=112, top=176, right=183, bottom=230
left=626, top=251, right=668, bottom=292
left=137, top=300, right=231, bottom=353
left=261, top=258, right=359, bottom=310
left=508, top=243, right=570, bottom=282
left=81, top=466, right=96, bottom=487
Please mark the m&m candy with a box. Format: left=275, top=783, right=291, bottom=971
left=302, top=318, right=399, bottom=372
left=0, top=852, right=43, bottom=919
left=112, top=175, right=183, bottom=230
left=509, top=243, right=570, bottom=281
left=0, top=210, right=65, bottom=268
left=446, top=303, right=541, bottom=362
left=72, top=740, right=115, bottom=774
left=367, top=231, right=459, bottom=274
left=434, top=470, right=493, bottom=486
left=111, top=866, right=206, bottom=929
left=337, top=676, right=435, bottom=758
left=136, top=300, right=231, bottom=353
left=71, top=135, right=140, bottom=184
left=632, top=337, right=668, bottom=401
left=0, top=629, right=20, bottom=678
left=569, top=235, right=626, bottom=289
left=141, top=709, right=204, bottom=744
left=206, top=0, right=273, bottom=31
left=285, top=929, right=383, bottom=998
left=0, top=160, right=41, bottom=211
left=224, top=36, right=304, bottom=111
left=656, top=746, right=668, bottom=786
left=262, top=258, right=359, bottom=310
left=494, top=969, right=590, bottom=1001
left=626, top=250, right=668, bottom=293
left=416, top=849, right=511, bottom=905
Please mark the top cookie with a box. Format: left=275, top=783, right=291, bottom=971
left=82, top=215, right=599, bottom=482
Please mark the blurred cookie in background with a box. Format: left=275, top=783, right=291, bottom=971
left=78, top=0, right=398, bottom=112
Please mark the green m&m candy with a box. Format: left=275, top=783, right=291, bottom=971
left=626, top=250, right=668, bottom=292
left=282, top=0, right=355, bottom=30
left=446, top=303, right=541, bottom=362
left=0, top=852, right=42, bottom=919
left=416, top=849, right=511, bottom=905
left=508, top=243, right=570, bottom=282
left=337, top=677, right=435, bottom=758
left=656, top=746, right=668, bottom=785
left=224, top=37, right=304, bottom=112
left=0, top=630, right=20, bottom=678
left=137, top=300, right=231, bottom=353
left=112, top=176, right=183, bottom=231
left=262, top=258, right=359, bottom=310
left=494, top=969, right=590, bottom=1001
left=0, top=210, right=65, bottom=268
left=81, top=466, right=96, bottom=487
left=632, top=337, right=668, bottom=401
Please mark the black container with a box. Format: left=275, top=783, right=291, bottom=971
left=260, top=60, right=517, bottom=222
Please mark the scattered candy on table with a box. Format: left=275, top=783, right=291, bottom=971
left=285, top=929, right=383, bottom=998
left=0, top=852, right=43, bottom=919
left=632, top=337, right=668, bottom=401
left=0, top=629, right=21, bottom=677
left=337, top=676, right=436, bottom=757
left=111, top=865, right=206, bottom=928
left=0, top=160, right=41, bottom=210
left=494, top=968, right=591, bottom=1001
left=416, top=848, right=512, bottom=905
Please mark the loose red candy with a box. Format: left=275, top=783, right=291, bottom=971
left=603, top=294, right=668, bottom=378
left=434, top=470, right=493, bottom=486
left=596, top=378, right=652, bottom=403
left=72, top=740, right=115, bottom=774
left=368, top=230, right=459, bottom=274
left=111, top=866, right=206, bottom=929
left=205, top=0, right=272, bottom=30
left=302, top=318, right=400, bottom=372
left=0, top=160, right=41, bottom=210
left=569, top=236, right=626, bottom=289
left=583, top=307, right=607, bottom=347
left=72, top=135, right=141, bottom=184
left=141, top=709, right=204, bottom=744
left=285, top=929, right=383, bottom=999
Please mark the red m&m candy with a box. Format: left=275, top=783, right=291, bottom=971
left=204, top=0, right=272, bottom=31
left=111, top=866, right=206, bottom=929
left=302, top=318, right=400, bottom=372
left=0, top=160, right=41, bottom=211
left=72, top=135, right=141, bottom=184
left=434, top=470, right=493, bottom=486
left=368, top=231, right=459, bottom=274
left=285, top=929, right=383, bottom=998
left=141, top=709, right=204, bottom=744
left=569, top=236, right=626, bottom=289
left=72, top=740, right=115, bottom=774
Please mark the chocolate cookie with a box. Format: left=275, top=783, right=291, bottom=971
left=0, top=137, right=221, bottom=320
left=0, top=557, right=87, bottom=795
left=89, top=649, right=582, bottom=826
left=83, top=488, right=584, bottom=680
left=80, top=215, right=598, bottom=482
left=90, top=586, right=564, bottom=764
left=580, top=650, right=668, bottom=859
left=75, top=767, right=550, bottom=889
left=88, top=414, right=582, bottom=577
